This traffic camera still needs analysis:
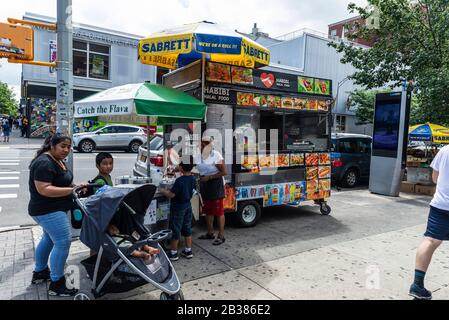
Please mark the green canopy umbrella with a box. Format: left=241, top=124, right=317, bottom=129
left=74, top=83, right=207, bottom=178
left=74, top=83, right=206, bottom=125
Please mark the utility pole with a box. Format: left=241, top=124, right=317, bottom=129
left=56, top=0, right=74, bottom=171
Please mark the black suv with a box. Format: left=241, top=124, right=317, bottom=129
left=331, top=133, right=372, bottom=188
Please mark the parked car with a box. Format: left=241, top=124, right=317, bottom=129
left=331, top=133, right=372, bottom=188
left=73, top=124, right=146, bottom=153
left=133, top=134, right=164, bottom=177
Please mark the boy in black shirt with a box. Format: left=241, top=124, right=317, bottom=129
left=160, top=158, right=196, bottom=261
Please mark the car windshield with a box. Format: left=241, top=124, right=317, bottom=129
left=142, top=136, right=163, bottom=151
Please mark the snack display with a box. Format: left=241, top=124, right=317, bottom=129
left=281, top=97, right=294, bottom=109
left=237, top=92, right=255, bottom=106
left=293, top=98, right=307, bottom=110
left=306, top=153, right=319, bottom=166
left=267, top=95, right=281, bottom=108
left=319, top=179, right=331, bottom=192
left=276, top=154, right=290, bottom=167
left=290, top=154, right=305, bottom=166
left=232, top=66, right=254, bottom=85
left=306, top=180, right=318, bottom=194
left=318, top=166, right=331, bottom=179
left=254, top=94, right=268, bottom=107
left=259, top=154, right=275, bottom=168
left=206, top=63, right=231, bottom=83
left=317, top=100, right=328, bottom=111
left=319, top=153, right=331, bottom=165
left=307, top=100, right=318, bottom=111
left=307, top=167, right=319, bottom=180
left=241, top=155, right=259, bottom=171
left=298, top=76, right=315, bottom=93
left=315, top=79, right=331, bottom=95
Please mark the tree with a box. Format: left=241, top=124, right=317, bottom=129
left=331, top=0, right=449, bottom=126
left=0, top=82, right=18, bottom=117
left=349, top=89, right=422, bottom=125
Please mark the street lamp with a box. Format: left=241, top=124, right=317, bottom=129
left=333, top=76, right=350, bottom=133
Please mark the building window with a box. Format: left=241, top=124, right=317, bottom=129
left=156, top=67, right=170, bottom=84
left=336, top=115, right=346, bottom=133
left=330, top=29, right=337, bottom=37
left=73, top=40, right=110, bottom=80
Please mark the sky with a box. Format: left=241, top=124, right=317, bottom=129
left=0, top=0, right=367, bottom=101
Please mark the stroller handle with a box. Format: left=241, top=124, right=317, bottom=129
left=72, top=184, right=103, bottom=198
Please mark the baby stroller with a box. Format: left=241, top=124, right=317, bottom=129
left=72, top=184, right=184, bottom=300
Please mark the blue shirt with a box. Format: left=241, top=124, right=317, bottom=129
left=170, top=175, right=196, bottom=210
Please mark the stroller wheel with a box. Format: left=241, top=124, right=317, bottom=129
left=160, top=290, right=184, bottom=301
left=74, top=290, right=95, bottom=301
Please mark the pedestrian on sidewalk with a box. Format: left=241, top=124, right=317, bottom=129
left=2, top=118, right=11, bottom=143
left=28, top=133, right=83, bottom=297
left=21, top=117, right=28, bottom=137
left=160, top=158, right=197, bottom=261
left=195, top=136, right=227, bottom=246
left=410, top=145, right=449, bottom=300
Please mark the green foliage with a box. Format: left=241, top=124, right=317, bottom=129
left=0, top=82, right=18, bottom=117
left=331, top=0, right=449, bottom=126
left=348, top=89, right=391, bottom=124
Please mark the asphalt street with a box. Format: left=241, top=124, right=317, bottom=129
left=0, top=134, right=140, bottom=228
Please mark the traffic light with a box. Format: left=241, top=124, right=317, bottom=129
left=0, top=22, right=34, bottom=61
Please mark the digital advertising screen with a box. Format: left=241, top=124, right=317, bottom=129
left=372, top=94, right=402, bottom=158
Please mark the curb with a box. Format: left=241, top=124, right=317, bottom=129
left=0, top=224, right=37, bottom=234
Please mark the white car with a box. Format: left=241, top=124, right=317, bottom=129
left=73, top=124, right=147, bottom=153
left=133, top=134, right=164, bottom=177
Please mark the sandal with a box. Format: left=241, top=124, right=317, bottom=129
left=212, top=237, right=226, bottom=246
left=198, top=233, right=215, bottom=240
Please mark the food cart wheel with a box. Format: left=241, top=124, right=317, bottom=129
left=233, top=201, right=261, bottom=228
left=319, top=202, right=332, bottom=216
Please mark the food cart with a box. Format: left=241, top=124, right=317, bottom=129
left=407, top=123, right=449, bottom=186
left=161, top=60, right=333, bottom=227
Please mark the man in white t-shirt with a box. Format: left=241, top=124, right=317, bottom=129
left=410, top=145, right=449, bottom=300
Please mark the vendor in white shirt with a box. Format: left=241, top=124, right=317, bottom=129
left=195, top=136, right=227, bottom=246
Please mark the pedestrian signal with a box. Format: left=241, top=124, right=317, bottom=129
left=0, top=22, right=34, bottom=60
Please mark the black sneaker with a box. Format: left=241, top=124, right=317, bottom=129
left=181, top=249, right=193, bottom=259
left=31, top=268, right=50, bottom=284
left=409, top=283, right=432, bottom=300
left=48, top=277, right=78, bottom=297
left=167, top=251, right=179, bottom=262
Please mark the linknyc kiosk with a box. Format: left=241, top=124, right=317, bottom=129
left=163, top=61, right=334, bottom=227
left=369, top=91, right=412, bottom=197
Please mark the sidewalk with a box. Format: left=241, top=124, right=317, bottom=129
left=2, top=129, right=44, bottom=149
left=2, top=190, right=449, bottom=300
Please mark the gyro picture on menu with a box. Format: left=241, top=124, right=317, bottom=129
left=306, top=153, right=319, bottom=166
left=206, top=62, right=231, bottom=83
left=317, top=100, right=328, bottom=111
left=290, top=154, right=305, bottom=166
left=254, top=94, right=268, bottom=107
left=232, top=66, right=254, bottom=85
left=307, top=167, right=319, bottom=180
left=241, top=155, right=259, bottom=171
left=307, top=180, right=318, bottom=194
left=319, top=153, right=331, bottom=165
left=259, top=154, right=275, bottom=168
left=237, top=92, right=255, bottom=106
left=307, top=100, right=318, bottom=111
left=319, top=179, right=331, bottom=192
left=282, top=97, right=294, bottom=109
left=293, top=98, right=307, bottom=110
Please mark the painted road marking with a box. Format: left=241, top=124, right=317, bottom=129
left=0, top=185, right=20, bottom=189
left=0, top=177, right=19, bottom=180
left=0, top=194, right=17, bottom=199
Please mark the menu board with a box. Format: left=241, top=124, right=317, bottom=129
left=206, top=62, right=332, bottom=97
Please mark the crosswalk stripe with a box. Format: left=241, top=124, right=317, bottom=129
left=0, top=177, right=19, bottom=180
left=0, top=184, right=19, bottom=189
left=0, top=172, right=20, bottom=175
left=0, top=163, right=19, bottom=166
left=0, top=194, right=17, bottom=199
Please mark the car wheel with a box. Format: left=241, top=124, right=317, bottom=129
left=79, top=140, right=95, bottom=153
left=233, top=201, right=261, bottom=228
left=342, top=168, right=359, bottom=188
left=129, top=140, right=142, bottom=153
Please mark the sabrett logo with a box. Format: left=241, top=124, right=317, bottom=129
left=141, top=39, right=190, bottom=53
left=243, top=43, right=269, bottom=62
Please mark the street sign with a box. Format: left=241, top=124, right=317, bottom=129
left=0, top=22, right=33, bottom=60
